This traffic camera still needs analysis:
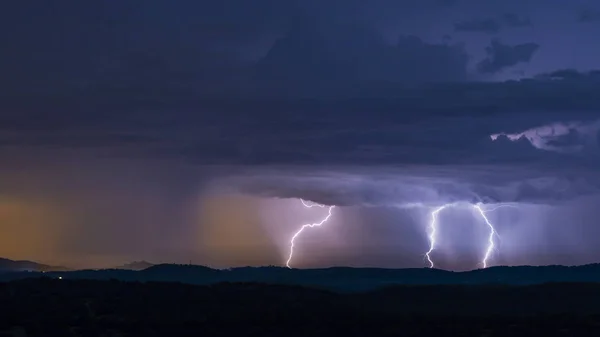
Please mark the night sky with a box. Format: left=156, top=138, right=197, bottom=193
left=1, top=1, right=600, bottom=270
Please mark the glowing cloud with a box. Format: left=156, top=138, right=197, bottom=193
left=490, top=120, right=600, bottom=154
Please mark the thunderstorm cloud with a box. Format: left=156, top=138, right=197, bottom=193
left=453, top=14, right=530, bottom=34
left=454, top=18, right=502, bottom=34
left=477, top=39, right=540, bottom=74
left=2, top=0, right=600, bottom=268
left=4, top=78, right=600, bottom=209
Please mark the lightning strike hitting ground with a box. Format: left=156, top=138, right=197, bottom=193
left=286, top=199, right=335, bottom=268
left=474, top=204, right=496, bottom=269
left=475, top=203, right=518, bottom=268
left=425, top=205, right=448, bottom=269
left=425, top=203, right=515, bottom=269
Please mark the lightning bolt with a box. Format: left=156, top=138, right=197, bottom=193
left=286, top=199, right=335, bottom=269
left=425, top=205, right=448, bottom=269
left=474, top=203, right=517, bottom=268
left=286, top=199, right=513, bottom=270
left=300, top=199, right=325, bottom=208
left=425, top=203, right=515, bottom=269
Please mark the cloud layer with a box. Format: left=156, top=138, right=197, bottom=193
left=1, top=1, right=600, bottom=268
left=4, top=0, right=596, bottom=96
left=477, top=39, right=540, bottom=74
left=256, top=23, right=470, bottom=92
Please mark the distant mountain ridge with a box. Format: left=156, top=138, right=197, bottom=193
left=0, top=258, right=69, bottom=272
left=3, top=262, right=600, bottom=291
left=113, top=261, right=154, bottom=271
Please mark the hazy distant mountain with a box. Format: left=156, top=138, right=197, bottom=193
left=113, top=261, right=154, bottom=271
left=0, top=258, right=69, bottom=272
left=103, top=263, right=600, bottom=290
left=5, top=263, right=600, bottom=291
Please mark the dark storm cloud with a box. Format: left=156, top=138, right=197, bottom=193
left=255, top=22, right=469, bottom=92
left=3, top=0, right=600, bottom=269
left=210, top=112, right=600, bottom=207
left=535, top=69, right=587, bottom=80
left=0, top=0, right=474, bottom=99
left=533, top=69, right=600, bottom=84
left=454, top=19, right=502, bottom=34
left=183, top=76, right=599, bottom=207
left=436, top=0, right=459, bottom=6
left=4, top=80, right=600, bottom=215
left=3, top=0, right=600, bottom=100
left=577, top=8, right=600, bottom=23
left=233, top=162, right=593, bottom=208
left=453, top=14, right=530, bottom=35
left=501, top=13, right=532, bottom=28
left=0, top=1, right=269, bottom=96
left=3, top=77, right=600, bottom=160
left=477, top=39, right=540, bottom=74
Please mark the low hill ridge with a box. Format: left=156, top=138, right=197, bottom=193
left=3, top=261, right=600, bottom=291
left=113, top=261, right=154, bottom=271
left=0, top=258, right=69, bottom=272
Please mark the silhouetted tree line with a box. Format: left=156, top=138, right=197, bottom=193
left=0, top=278, right=599, bottom=336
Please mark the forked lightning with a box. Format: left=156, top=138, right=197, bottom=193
left=287, top=199, right=513, bottom=270
left=425, top=202, right=514, bottom=269
left=425, top=205, right=449, bottom=269
left=286, top=199, right=335, bottom=268
left=474, top=204, right=496, bottom=269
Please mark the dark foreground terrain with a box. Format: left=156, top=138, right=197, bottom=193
left=2, top=279, right=600, bottom=337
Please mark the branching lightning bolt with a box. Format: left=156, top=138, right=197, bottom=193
left=425, top=205, right=448, bottom=269
left=474, top=204, right=496, bottom=269
left=425, top=203, right=515, bottom=269
left=286, top=199, right=514, bottom=270
left=286, top=199, right=335, bottom=269
left=475, top=203, right=517, bottom=268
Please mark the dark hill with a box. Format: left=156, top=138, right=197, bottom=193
left=112, top=260, right=154, bottom=271
left=0, top=258, right=69, bottom=273
left=3, top=263, right=600, bottom=291
left=2, top=279, right=600, bottom=336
